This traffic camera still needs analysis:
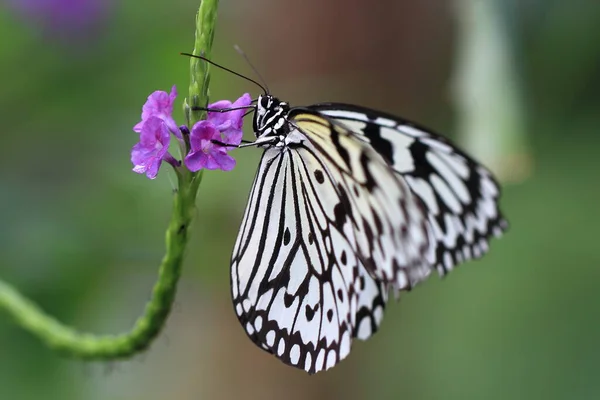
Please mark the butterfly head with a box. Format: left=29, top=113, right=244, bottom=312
left=253, top=94, right=290, bottom=139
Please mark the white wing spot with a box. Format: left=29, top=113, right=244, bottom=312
left=325, top=235, right=333, bottom=254
left=374, top=117, right=397, bottom=127
left=326, top=350, right=337, bottom=370
left=374, top=306, right=384, bottom=325
left=426, top=151, right=471, bottom=204
left=356, top=318, right=372, bottom=340
left=266, top=330, right=276, bottom=347
left=473, top=244, right=482, bottom=258
left=380, top=126, right=415, bottom=173
left=443, top=251, right=453, bottom=270
left=290, top=344, right=300, bottom=365
left=257, top=288, right=274, bottom=311
left=436, top=150, right=470, bottom=179
left=340, top=331, right=351, bottom=360
left=304, top=352, right=313, bottom=372
left=463, top=246, right=472, bottom=260
left=421, top=137, right=453, bottom=152
left=406, top=176, right=439, bottom=215
left=340, top=119, right=367, bottom=133
left=243, top=299, right=251, bottom=312
left=277, top=338, right=286, bottom=356
left=481, top=174, right=499, bottom=197
left=479, top=238, right=489, bottom=253
left=397, top=271, right=409, bottom=289
left=321, top=110, right=368, bottom=121
left=399, top=125, right=428, bottom=138
left=254, top=315, right=263, bottom=332
left=316, top=349, right=326, bottom=371
left=493, top=226, right=503, bottom=238
left=430, top=174, right=462, bottom=214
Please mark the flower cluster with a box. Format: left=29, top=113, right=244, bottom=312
left=131, top=86, right=252, bottom=179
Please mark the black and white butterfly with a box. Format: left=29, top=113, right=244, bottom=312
left=228, top=95, right=507, bottom=374
left=190, top=53, right=507, bottom=374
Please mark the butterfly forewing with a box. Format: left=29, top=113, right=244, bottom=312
left=311, top=103, right=508, bottom=274
left=231, top=142, right=387, bottom=374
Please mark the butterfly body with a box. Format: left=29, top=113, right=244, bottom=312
left=252, top=96, right=292, bottom=141
left=230, top=94, right=507, bottom=374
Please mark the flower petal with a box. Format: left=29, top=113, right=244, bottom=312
left=189, top=120, right=220, bottom=151
left=168, top=85, right=177, bottom=105
left=211, top=149, right=236, bottom=171
left=184, top=150, right=208, bottom=172
left=221, top=128, right=244, bottom=146
left=185, top=118, right=240, bottom=172
left=207, top=100, right=234, bottom=130
left=207, top=93, right=252, bottom=131
left=133, top=120, right=144, bottom=133
left=133, top=86, right=181, bottom=138
left=145, top=159, right=162, bottom=179
left=229, top=93, right=253, bottom=129
left=131, top=116, right=171, bottom=179
left=131, top=142, right=153, bottom=166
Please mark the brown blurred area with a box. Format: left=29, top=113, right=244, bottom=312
left=232, top=0, right=455, bottom=121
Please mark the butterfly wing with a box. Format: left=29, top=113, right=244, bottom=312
left=231, top=110, right=433, bottom=373
left=311, top=103, right=508, bottom=274
left=231, top=147, right=387, bottom=374
left=288, top=110, right=433, bottom=288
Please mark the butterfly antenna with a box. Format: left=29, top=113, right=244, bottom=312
left=180, top=52, right=268, bottom=94
left=234, top=45, right=270, bottom=95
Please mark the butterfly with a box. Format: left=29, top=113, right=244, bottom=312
left=227, top=95, right=507, bottom=374
left=188, top=52, right=507, bottom=374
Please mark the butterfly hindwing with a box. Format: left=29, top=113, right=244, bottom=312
left=289, top=110, right=433, bottom=288
left=311, top=103, right=508, bottom=274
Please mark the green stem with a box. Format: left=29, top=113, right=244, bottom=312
left=0, top=0, right=219, bottom=359
left=186, top=0, right=219, bottom=127
left=0, top=173, right=197, bottom=358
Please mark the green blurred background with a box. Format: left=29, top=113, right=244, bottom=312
left=1, top=1, right=600, bottom=399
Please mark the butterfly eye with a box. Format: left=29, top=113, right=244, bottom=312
left=260, top=96, right=270, bottom=108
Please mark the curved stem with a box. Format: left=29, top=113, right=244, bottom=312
left=0, top=172, right=199, bottom=358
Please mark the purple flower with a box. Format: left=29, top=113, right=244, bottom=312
left=207, top=93, right=252, bottom=146
left=134, top=86, right=180, bottom=138
left=131, top=116, right=176, bottom=179
left=130, top=89, right=251, bottom=177
left=184, top=121, right=236, bottom=172
left=183, top=93, right=252, bottom=172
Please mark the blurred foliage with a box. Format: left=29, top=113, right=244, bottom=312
left=0, top=1, right=599, bottom=399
